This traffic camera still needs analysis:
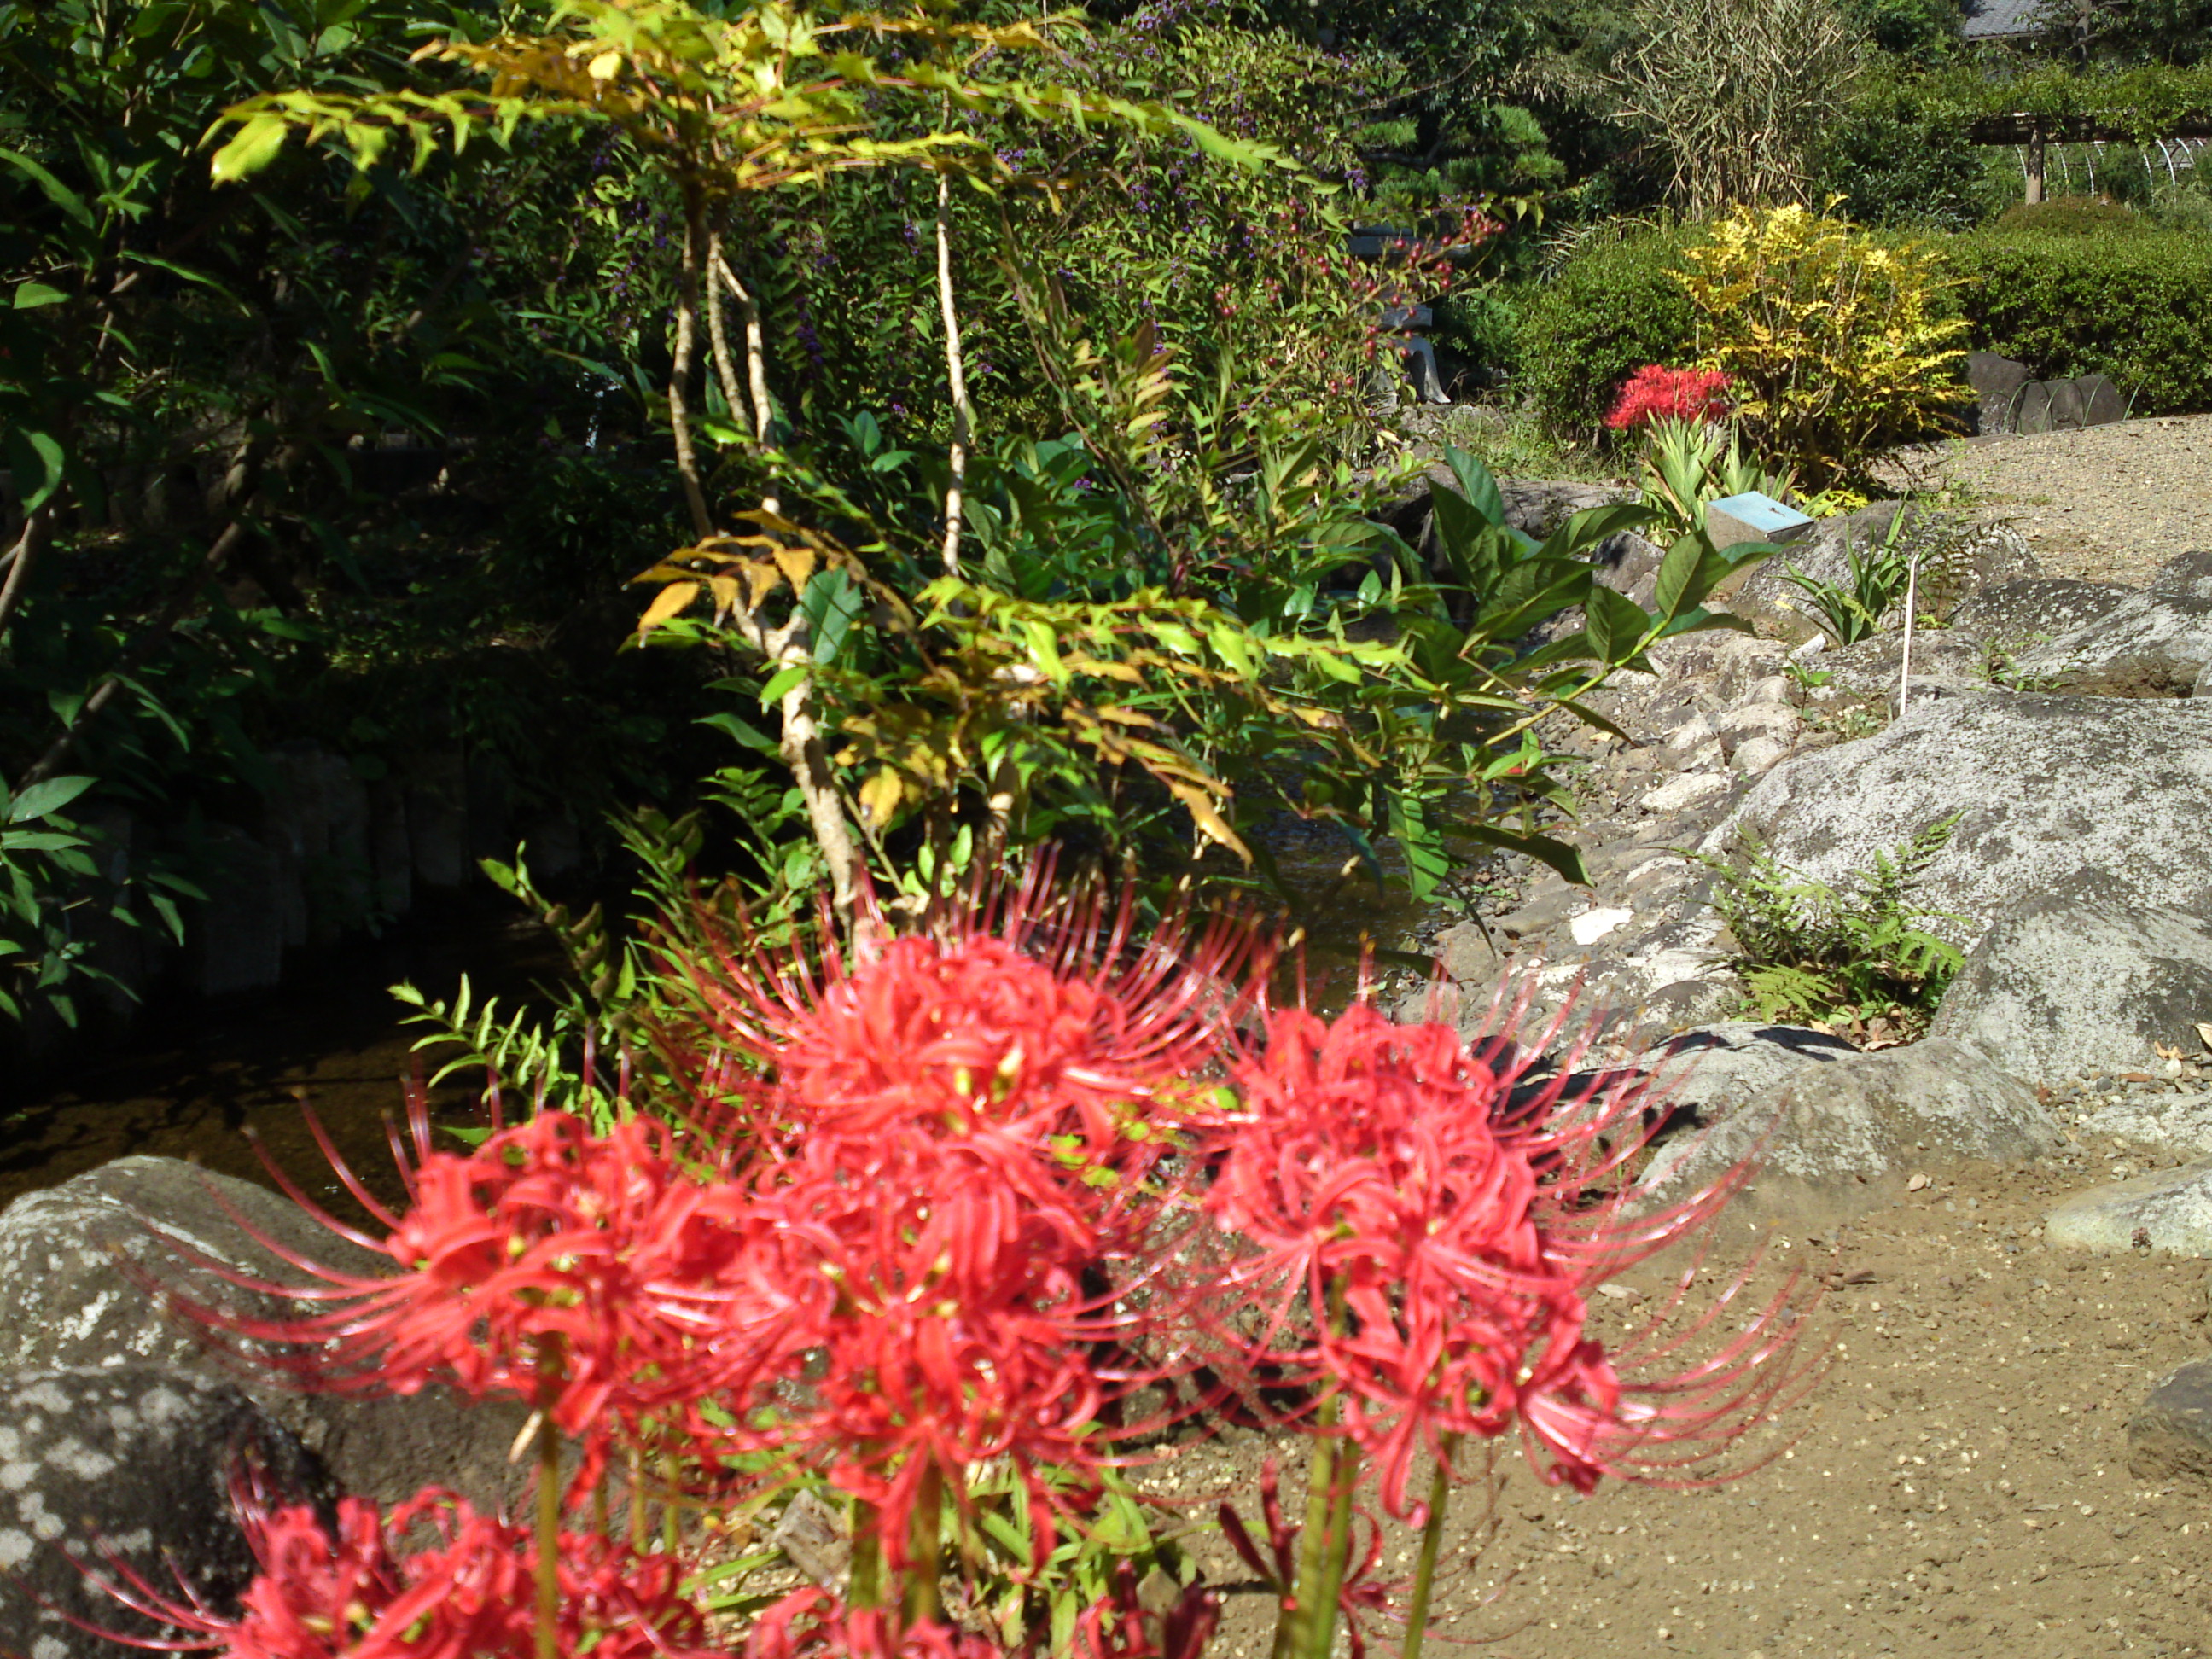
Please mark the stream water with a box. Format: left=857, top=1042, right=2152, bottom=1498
left=0, top=895, right=565, bottom=1217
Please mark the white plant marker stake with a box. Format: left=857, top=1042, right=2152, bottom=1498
left=1897, top=550, right=1921, bottom=718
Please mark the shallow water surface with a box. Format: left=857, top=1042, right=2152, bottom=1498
left=0, top=898, right=563, bottom=1218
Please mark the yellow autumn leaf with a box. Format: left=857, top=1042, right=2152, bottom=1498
left=587, top=50, right=623, bottom=80
left=771, top=545, right=818, bottom=593
left=1159, top=777, right=1249, bottom=863
left=637, top=580, right=700, bottom=637
left=858, top=766, right=905, bottom=827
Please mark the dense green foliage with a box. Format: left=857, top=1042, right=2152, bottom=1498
left=3, top=0, right=2206, bottom=1039
left=1947, top=224, right=2212, bottom=412
left=1513, top=229, right=1698, bottom=434
left=1815, top=67, right=1993, bottom=230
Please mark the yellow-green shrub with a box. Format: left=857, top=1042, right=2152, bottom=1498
left=1679, top=204, right=1968, bottom=486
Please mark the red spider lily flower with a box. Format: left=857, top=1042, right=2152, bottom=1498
left=1196, top=1002, right=1813, bottom=1512
left=1604, top=365, right=1732, bottom=431
left=84, top=1486, right=716, bottom=1659
left=160, top=1110, right=780, bottom=1453
left=708, top=1124, right=1171, bottom=1569
left=746, top=1589, right=1010, bottom=1659
left=667, top=862, right=1278, bottom=1164
left=743, top=1577, right=1211, bottom=1659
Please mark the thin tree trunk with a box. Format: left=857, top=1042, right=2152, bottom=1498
left=0, top=505, right=54, bottom=641
left=670, top=192, right=713, bottom=539
left=711, top=243, right=780, bottom=514
left=703, top=228, right=751, bottom=441
left=934, top=170, right=974, bottom=577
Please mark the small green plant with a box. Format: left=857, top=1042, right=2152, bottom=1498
left=1637, top=416, right=1796, bottom=542
left=1697, top=814, right=1967, bottom=1039
left=1780, top=656, right=1833, bottom=693
left=1779, top=507, right=1911, bottom=645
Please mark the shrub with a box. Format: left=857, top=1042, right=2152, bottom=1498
left=1814, top=69, right=1993, bottom=231
left=1944, top=225, right=2212, bottom=413
left=1991, top=196, right=2152, bottom=236
left=1515, top=229, right=1699, bottom=435
left=1681, top=203, right=1968, bottom=486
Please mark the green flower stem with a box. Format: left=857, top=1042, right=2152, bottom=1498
left=628, top=1446, right=649, bottom=1551
left=901, top=1464, right=947, bottom=1628
left=1399, top=1435, right=1460, bottom=1659
left=1276, top=1277, right=1352, bottom=1659
left=662, top=1442, right=683, bottom=1555
left=1273, top=1433, right=1338, bottom=1659
left=1307, top=1439, right=1362, bottom=1659
left=536, top=1411, right=562, bottom=1659
left=533, top=1337, right=566, bottom=1659
left=850, top=1501, right=885, bottom=1611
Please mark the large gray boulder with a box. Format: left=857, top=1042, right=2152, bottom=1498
left=0, top=1366, right=325, bottom=1659
left=1927, top=871, right=2212, bottom=1086
left=2149, top=549, right=2212, bottom=602
left=1639, top=1038, right=2059, bottom=1230
left=1949, top=577, right=2137, bottom=646
left=2004, top=590, right=2212, bottom=699
left=1635, top=1022, right=1861, bottom=1126
left=1703, top=693, right=2212, bottom=949
left=2046, top=1162, right=2212, bottom=1257
left=0, top=1158, right=530, bottom=1508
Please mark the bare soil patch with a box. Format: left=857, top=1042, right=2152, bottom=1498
left=1149, top=1155, right=2212, bottom=1659
left=1883, top=416, right=2212, bottom=586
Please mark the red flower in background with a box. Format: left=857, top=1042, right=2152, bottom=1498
left=90, top=1487, right=715, bottom=1659
left=1605, top=364, right=1732, bottom=431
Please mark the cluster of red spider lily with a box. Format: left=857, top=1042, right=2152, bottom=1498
left=126, top=871, right=1814, bottom=1659
left=93, top=1483, right=716, bottom=1659
left=1604, top=364, right=1734, bottom=431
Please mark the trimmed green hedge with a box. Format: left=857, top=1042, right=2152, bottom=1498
left=1511, top=218, right=2212, bottom=435
left=1947, top=227, right=2212, bottom=414
left=1511, top=230, right=1699, bottom=435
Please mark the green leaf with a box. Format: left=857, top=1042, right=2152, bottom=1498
left=1440, top=445, right=1506, bottom=527
left=1538, top=502, right=1658, bottom=563
left=757, top=664, right=810, bottom=707
left=0, top=830, right=87, bottom=852
left=799, top=568, right=860, bottom=667
left=699, top=712, right=780, bottom=754
left=6, top=776, right=95, bottom=824
left=1583, top=586, right=1652, bottom=664
left=2, top=428, right=67, bottom=513
left=1452, top=823, right=1591, bottom=886
left=0, top=147, right=92, bottom=227
left=209, top=116, right=293, bottom=184
left=12, top=282, right=66, bottom=309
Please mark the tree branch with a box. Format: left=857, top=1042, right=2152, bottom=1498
left=934, top=170, right=975, bottom=577
left=0, top=505, right=55, bottom=642
left=669, top=191, right=714, bottom=540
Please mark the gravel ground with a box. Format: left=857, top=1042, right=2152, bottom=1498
left=1144, top=1070, right=2212, bottom=1659
left=1882, top=415, right=2212, bottom=586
